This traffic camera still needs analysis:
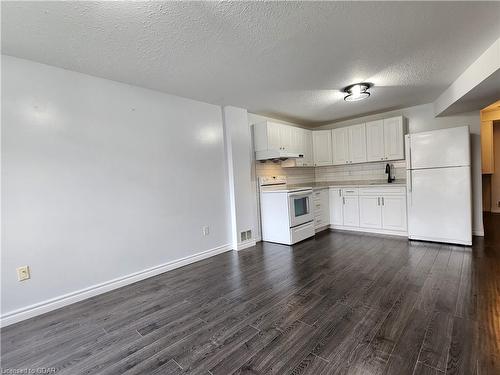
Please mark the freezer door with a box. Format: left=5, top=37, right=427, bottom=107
left=407, top=166, right=472, bottom=245
left=409, top=126, right=470, bottom=169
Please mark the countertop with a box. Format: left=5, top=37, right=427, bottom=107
left=287, top=179, right=406, bottom=190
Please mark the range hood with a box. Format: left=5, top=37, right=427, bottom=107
left=255, top=149, right=301, bottom=161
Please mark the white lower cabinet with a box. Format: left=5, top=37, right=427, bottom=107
left=329, top=186, right=407, bottom=236
left=329, top=188, right=344, bottom=226
left=343, top=196, right=360, bottom=227
left=359, top=196, right=382, bottom=229
left=313, top=188, right=330, bottom=230
left=381, top=196, right=407, bottom=231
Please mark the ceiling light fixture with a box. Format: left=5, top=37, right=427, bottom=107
left=343, top=83, right=371, bottom=102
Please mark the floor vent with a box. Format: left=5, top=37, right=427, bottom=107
left=240, top=230, right=252, bottom=242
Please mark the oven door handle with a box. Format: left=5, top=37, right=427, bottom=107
left=288, top=190, right=313, bottom=197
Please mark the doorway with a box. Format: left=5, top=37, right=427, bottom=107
left=480, top=100, right=500, bottom=236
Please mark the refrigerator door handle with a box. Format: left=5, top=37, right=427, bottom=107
left=405, top=135, right=411, bottom=170
left=407, top=170, right=412, bottom=207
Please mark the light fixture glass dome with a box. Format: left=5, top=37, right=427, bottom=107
left=343, top=83, right=371, bottom=102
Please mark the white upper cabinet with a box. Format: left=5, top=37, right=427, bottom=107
left=279, top=125, right=294, bottom=153
left=266, top=122, right=281, bottom=151
left=383, top=116, right=405, bottom=160
left=313, top=130, right=333, bottom=166
left=365, top=116, right=405, bottom=162
left=289, top=126, right=303, bottom=155
left=348, top=124, right=367, bottom=164
left=332, top=127, right=349, bottom=165
left=303, top=129, right=313, bottom=166
left=257, top=115, right=404, bottom=163
left=366, top=120, right=385, bottom=162
left=254, top=121, right=306, bottom=160
left=331, top=124, right=366, bottom=165
left=282, top=128, right=313, bottom=167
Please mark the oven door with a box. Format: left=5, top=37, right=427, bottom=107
left=288, top=190, right=314, bottom=227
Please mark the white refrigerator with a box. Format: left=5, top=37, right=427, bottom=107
left=405, top=126, right=472, bottom=246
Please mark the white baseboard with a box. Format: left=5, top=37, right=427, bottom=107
left=315, top=225, right=330, bottom=233
left=235, top=239, right=257, bottom=251
left=329, top=225, right=408, bottom=237
left=0, top=243, right=232, bottom=328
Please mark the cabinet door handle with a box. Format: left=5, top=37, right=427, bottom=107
left=338, top=189, right=341, bottom=197
left=377, top=197, right=380, bottom=206
left=382, top=197, right=385, bottom=206
left=343, top=197, right=345, bottom=205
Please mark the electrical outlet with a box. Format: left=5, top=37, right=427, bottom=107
left=202, top=226, right=210, bottom=236
left=17, top=266, right=30, bottom=281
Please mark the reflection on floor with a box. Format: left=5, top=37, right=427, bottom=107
left=1, top=218, right=499, bottom=374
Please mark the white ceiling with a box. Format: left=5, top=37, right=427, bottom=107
left=439, top=69, right=500, bottom=116
left=2, top=1, right=500, bottom=126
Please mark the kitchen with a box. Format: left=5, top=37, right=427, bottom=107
left=255, top=110, right=477, bottom=246
left=1, top=2, right=499, bottom=374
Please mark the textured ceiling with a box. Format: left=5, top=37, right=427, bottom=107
left=2, top=1, right=500, bottom=125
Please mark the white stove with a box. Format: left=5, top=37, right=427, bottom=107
left=259, top=176, right=315, bottom=245
left=259, top=176, right=312, bottom=193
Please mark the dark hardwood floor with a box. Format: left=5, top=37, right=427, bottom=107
left=2, top=215, right=499, bottom=374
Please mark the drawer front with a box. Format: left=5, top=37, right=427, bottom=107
left=342, top=188, right=359, bottom=196
left=291, top=221, right=315, bottom=243
left=359, top=186, right=406, bottom=196
left=314, top=217, right=323, bottom=228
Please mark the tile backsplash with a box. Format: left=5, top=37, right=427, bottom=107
left=254, top=160, right=406, bottom=183
left=315, top=160, right=406, bottom=182
left=254, top=160, right=315, bottom=184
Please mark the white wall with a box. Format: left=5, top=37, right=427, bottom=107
left=1, top=56, right=231, bottom=321
left=222, top=106, right=257, bottom=250
left=318, top=103, right=484, bottom=235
